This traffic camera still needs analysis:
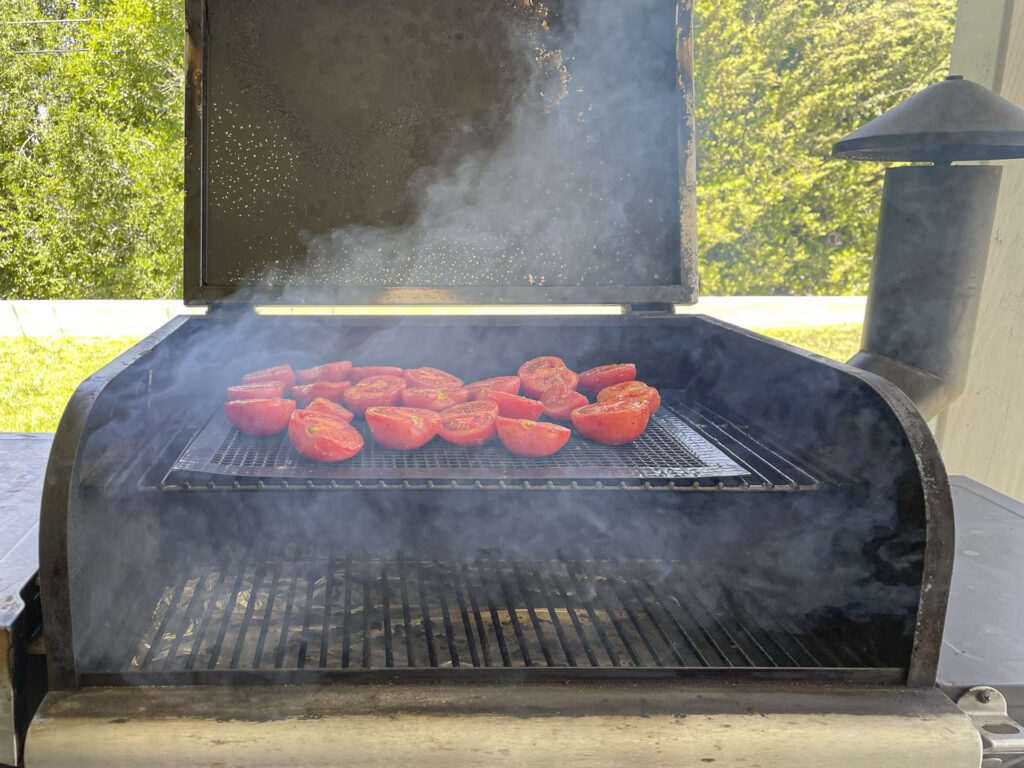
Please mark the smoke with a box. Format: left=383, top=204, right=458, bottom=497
left=62, top=0, right=928, bottom=677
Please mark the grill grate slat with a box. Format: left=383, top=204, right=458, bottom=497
left=108, top=554, right=887, bottom=677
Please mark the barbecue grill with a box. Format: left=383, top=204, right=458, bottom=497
left=24, top=0, right=985, bottom=765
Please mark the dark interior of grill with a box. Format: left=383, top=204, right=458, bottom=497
left=49, top=315, right=928, bottom=687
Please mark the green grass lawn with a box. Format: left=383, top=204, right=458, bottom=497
left=0, top=324, right=862, bottom=433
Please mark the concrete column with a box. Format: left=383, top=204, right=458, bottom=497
left=935, top=1, right=1024, bottom=500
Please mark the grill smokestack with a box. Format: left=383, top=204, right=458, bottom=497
left=834, top=75, right=1024, bottom=420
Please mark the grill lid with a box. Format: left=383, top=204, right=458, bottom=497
left=184, top=0, right=698, bottom=307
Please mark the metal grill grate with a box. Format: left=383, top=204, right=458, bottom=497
left=164, top=392, right=772, bottom=487
left=95, top=552, right=882, bottom=678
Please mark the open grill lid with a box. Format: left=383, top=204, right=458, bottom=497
left=183, top=0, right=698, bottom=307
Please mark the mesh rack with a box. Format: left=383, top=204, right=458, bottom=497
left=159, top=392, right=819, bottom=492
left=80, top=549, right=896, bottom=684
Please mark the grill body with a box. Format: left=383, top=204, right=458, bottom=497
left=38, top=314, right=951, bottom=691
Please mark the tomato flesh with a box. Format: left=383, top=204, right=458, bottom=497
left=289, top=409, right=363, bottom=462
left=466, top=376, right=520, bottom=399
left=571, top=399, right=650, bottom=445
left=578, top=363, right=637, bottom=395
left=483, top=390, right=545, bottom=420
left=518, top=356, right=578, bottom=398
left=496, top=417, right=571, bottom=457
left=401, top=387, right=470, bottom=411
left=306, top=397, right=354, bottom=422
left=596, top=381, right=661, bottom=414
left=343, top=375, right=407, bottom=416
left=296, top=360, right=352, bottom=384
left=365, top=406, right=442, bottom=450
left=291, top=380, right=352, bottom=408
left=227, top=381, right=286, bottom=401
left=403, top=367, right=464, bottom=389
left=241, top=364, right=296, bottom=393
left=349, top=366, right=404, bottom=382
left=438, top=402, right=498, bottom=446
left=224, top=398, right=296, bottom=436
left=540, top=383, right=589, bottom=421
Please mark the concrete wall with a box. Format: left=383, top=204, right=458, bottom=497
left=936, top=0, right=1024, bottom=500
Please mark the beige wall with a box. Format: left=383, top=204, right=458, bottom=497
left=936, top=0, right=1024, bottom=500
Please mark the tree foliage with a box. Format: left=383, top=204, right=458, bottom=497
left=0, top=0, right=955, bottom=298
left=694, top=0, right=957, bottom=295
left=0, top=0, right=183, bottom=298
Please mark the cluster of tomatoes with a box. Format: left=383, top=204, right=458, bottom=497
left=223, top=356, right=661, bottom=463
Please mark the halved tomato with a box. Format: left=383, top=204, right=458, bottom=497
left=224, top=398, right=295, bottom=436
left=306, top=397, right=354, bottom=422
left=518, top=356, right=578, bottom=398
left=578, top=363, right=637, bottom=395
left=226, top=381, right=286, bottom=401
left=296, top=360, right=352, bottom=384
left=596, top=381, right=661, bottom=414
left=349, top=366, right=404, bottom=382
left=484, top=390, right=545, bottom=420
left=571, top=399, right=650, bottom=445
left=438, top=401, right=498, bottom=446
left=291, top=380, right=352, bottom=408
left=365, top=406, right=441, bottom=450
left=289, top=409, right=363, bottom=462
left=401, top=387, right=470, bottom=411
left=540, top=383, right=589, bottom=421
left=441, top=400, right=499, bottom=417
left=466, top=376, right=520, bottom=399
left=496, top=417, right=571, bottom=457
left=403, top=366, right=464, bottom=389
left=343, top=375, right=407, bottom=416
left=241, top=364, right=296, bottom=393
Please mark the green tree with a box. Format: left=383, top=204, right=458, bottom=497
left=694, top=0, right=957, bottom=295
left=0, top=0, right=183, bottom=298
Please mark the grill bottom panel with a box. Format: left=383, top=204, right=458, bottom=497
left=86, top=552, right=895, bottom=679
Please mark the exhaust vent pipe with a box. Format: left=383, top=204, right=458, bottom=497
left=833, top=76, right=1024, bottom=421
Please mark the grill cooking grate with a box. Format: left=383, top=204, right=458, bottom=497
left=89, top=551, right=884, bottom=679
left=161, top=391, right=818, bottom=490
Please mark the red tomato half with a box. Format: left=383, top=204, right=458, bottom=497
left=306, top=397, right=354, bottom=422
left=241, top=364, right=296, bottom=393
left=296, top=360, right=352, bottom=384
left=578, top=363, right=637, bottom=395
left=401, top=387, right=470, bottom=411
left=571, top=399, right=650, bottom=445
left=518, top=356, right=578, bottom=398
left=291, top=380, right=352, bottom=408
left=466, top=376, right=520, bottom=399
left=289, top=409, right=363, bottom=462
left=403, top=367, right=464, bottom=389
left=496, top=417, right=571, bottom=457
left=224, top=398, right=295, bottom=436
left=343, top=375, right=407, bottom=416
left=349, top=366, right=404, bottom=382
left=441, top=400, right=499, bottom=417
left=484, top=390, right=545, bottom=420
left=365, top=407, right=441, bottom=450
left=596, top=381, right=661, bottom=414
left=438, top=401, right=498, bottom=446
left=226, top=381, right=286, bottom=401
left=540, top=383, right=589, bottom=421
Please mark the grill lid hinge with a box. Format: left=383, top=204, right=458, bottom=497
left=624, top=302, right=675, bottom=316
left=956, top=686, right=1024, bottom=767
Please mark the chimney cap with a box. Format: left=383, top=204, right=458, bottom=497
left=832, top=76, right=1024, bottom=163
